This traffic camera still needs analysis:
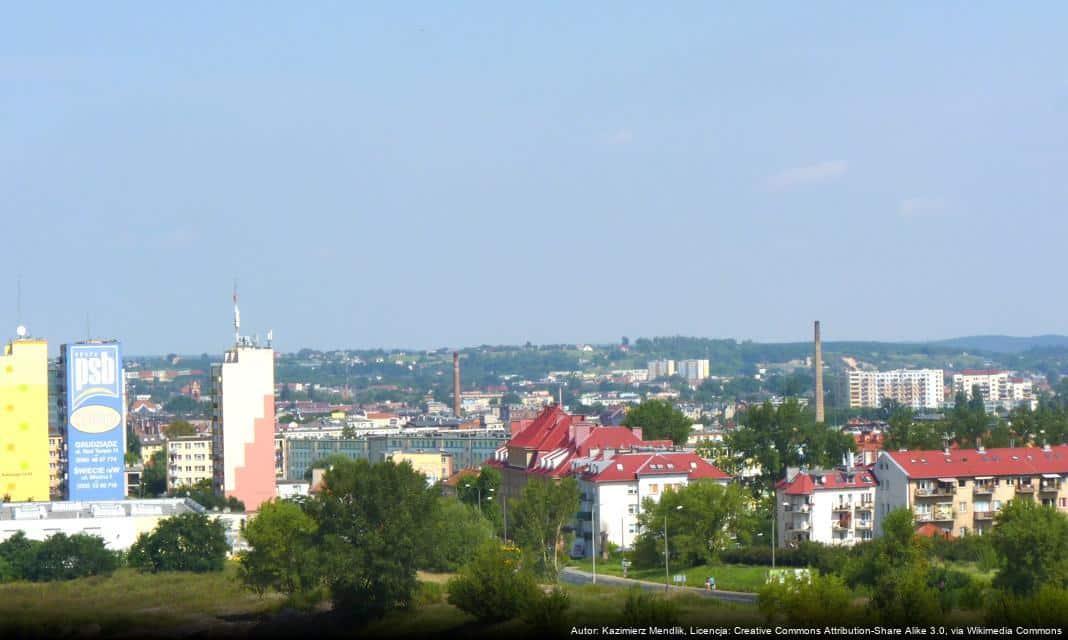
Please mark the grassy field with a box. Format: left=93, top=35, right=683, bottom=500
left=0, top=564, right=760, bottom=638
left=0, top=563, right=286, bottom=637
left=567, top=556, right=769, bottom=592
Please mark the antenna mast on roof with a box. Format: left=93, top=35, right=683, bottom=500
left=233, top=279, right=241, bottom=345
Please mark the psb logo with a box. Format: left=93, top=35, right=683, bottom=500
left=70, top=347, right=122, bottom=434
left=74, top=350, right=117, bottom=392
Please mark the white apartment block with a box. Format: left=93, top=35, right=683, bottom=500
left=952, top=370, right=1036, bottom=411
left=647, top=360, right=676, bottom=380
left=776, top=466, right=878, bottom=547
left=848, top=368, right=944, bottom=410
left=575, top=452, right=730, bottom=556
left=677, top=359, right=710, bottom=383
left=167, top=434, right=214, bottom=489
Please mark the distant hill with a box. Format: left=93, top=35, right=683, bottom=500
left=930, top=335, right=1068, bottom=354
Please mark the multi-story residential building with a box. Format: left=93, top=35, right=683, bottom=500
left=487, top=405, right=675, bottom=503
left=952, top=370, right=1036, bottom=411
left=48, top=432, right=66, bottom=499
left=847, top=369, right=944, bottom=410
left=283, top=428, right=508, bottom=481
left=677, top=359, right=710, bottom=383
left=875, top=445, right=1068, bottom=538
left=0, top=333, right=51, bottom=502
left=167, top=434, right=213, bottom=489
left=646, top=360, right=676, bottom=381
left=385, top=451, right=453, bottom=486
left=211, top=310, right=276, bottom=512
left=576, top=452, right=730, bottom=555
left=776, top=465, right=878, bottom=547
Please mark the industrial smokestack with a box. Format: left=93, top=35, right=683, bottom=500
left=453, top=351, right=461, bottom=418
left=814, top=321, right=825, bottom=424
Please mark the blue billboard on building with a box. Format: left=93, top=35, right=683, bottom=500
left=65, top=342, right=126, bottom=500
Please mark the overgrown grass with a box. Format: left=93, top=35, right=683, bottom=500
left=0, top=562, right=283, bottom=636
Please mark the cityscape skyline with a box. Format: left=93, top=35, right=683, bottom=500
left=5, top=4, right=1068, bottom=353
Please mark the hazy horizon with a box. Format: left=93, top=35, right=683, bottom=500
left=4, top=4, right=1067, bottom=354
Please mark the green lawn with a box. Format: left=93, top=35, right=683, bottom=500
left=567, top=555, right=770, bottom=592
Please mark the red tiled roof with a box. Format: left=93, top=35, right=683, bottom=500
left=916, top=523, right=953, bottom=539
left=508, top=406, right=580, bottom=450
left=885, top=446, right=1068, bottom=479
left=575, top=427, right=644, bottom=457
left=583, top=452, right=729, bottom=483
left=776, top=469, right=877, bottom=495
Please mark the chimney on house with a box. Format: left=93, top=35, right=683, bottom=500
left=814, top=320, right=825, bottom=423
left=453, top=351, right=461, bottom=418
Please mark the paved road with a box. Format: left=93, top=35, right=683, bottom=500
left=560, top=567, right=758, bottom=605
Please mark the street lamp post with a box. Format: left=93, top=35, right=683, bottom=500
left=592, top=493, right=597, bottom=584
left=665, top=504, right=683, bottom=591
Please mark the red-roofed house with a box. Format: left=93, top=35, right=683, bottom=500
left=574, top=452, right=730, bottom=555
left=876, top=445, right=1068, bottom=537
left=486, top=405, right=673, bottom=504
left=775, top=466, right=878, bottom=547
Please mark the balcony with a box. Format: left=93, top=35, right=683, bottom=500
left=915, top=486, right=955, bottom=498
left=1016, top=484, right=1036, bottom=494
left=855, top=520, right=873, bottom=529
left=832, top=519, right=852, bottom=530
left=1039, top=482, right=1061, bottom=494
left=931, top=510, right=955, bottom=522
left=832, top=504, right=853, bottom=512
left=856, top=502, right=874, bottom=512
left=973, top=484, right=994, bottom=495
left=974, top=511, right=994, bottom=520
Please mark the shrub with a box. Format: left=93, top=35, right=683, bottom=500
left=414, top=581, right=444, bottom=606
left=28, top=533, right=119, bottom=581
left=621, top=587, right=679, bottom=628
left=758, top=573, right=858, bottom=626
left=129, top=512, right=229, bottom=573
left=239, top=499, right=320, bottom=596
left=522, top=586, right=570, bottom=635
left=447, top=541, right=539, bottom=623
left=985, top=586, right=1068, bottom=627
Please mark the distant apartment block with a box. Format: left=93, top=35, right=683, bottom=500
left=385, top=451, right=453, bottom=486
left=847, top=369, right=944, bottom=410
left=168, top=434, right=213, bottom=490
left=677, top=359, right=710, bottom=383
left=646, top=360, right=676, bottom=380
left=952, top=370, right=1036, bottom=411
left=875, top=445, right=1068, bottom=538
left=776, top=466, right=877, bottom=547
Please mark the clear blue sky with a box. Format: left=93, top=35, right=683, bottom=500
left=3, top=3, right=1066, bottom=354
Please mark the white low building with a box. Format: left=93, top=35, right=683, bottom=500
left=0, top=498, right=209, bottom=551
left=775, top=466, right=878, bottom=547
left=575, top=451, right=731, bottom=556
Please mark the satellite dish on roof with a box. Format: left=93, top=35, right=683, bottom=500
left=15, top=325, right=27, bottom=338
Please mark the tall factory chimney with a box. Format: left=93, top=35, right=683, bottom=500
left=814, top=320, right=825, bottom=424
left=453, top=351, right=461, bottom=418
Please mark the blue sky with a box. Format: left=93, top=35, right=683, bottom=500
left=3, top=3, right=1067, bottom=354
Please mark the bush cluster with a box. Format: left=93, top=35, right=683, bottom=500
left=0, top=531, right=119, bottom=582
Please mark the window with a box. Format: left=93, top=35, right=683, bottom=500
left=627, top=486, right=637, bottom=496
left=628, top=504, right=638, bottom=515
left=649, top=484, right=659, bottom=494
left=960, top=527, right=968, bottom=537
left=958, top=479, right=966, bottom=487
left=959, top=502, right=968, bottom=513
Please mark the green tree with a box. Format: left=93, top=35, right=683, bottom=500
left=423, top=498, right=495, bottom=572
left=26, top=533, right=119, bottom=582
left=126, top=423, right=142, bottom=459
left=510, top=477, right=581, bottom=579
left=303, top=458, right=439, bottom=621
left=141, top=449, right=168, bottom=497
left=989, top=499, right=1068, bottom=595
left=239, top=499, right=321, bottom=596
left=164, top=395, right=201, bottom=415
left=623, top=400, right=692, bottom=445
left=457, top=465, right=502, bottom=531
left=446, top=540, right=538, bottom=623
left=522, top=586, right=571, bottom=635
left=128, top=512, right=229, bottom=573
left=169, top=478, right=245, bottom=512
left=631, top=480, right=747, bottom=569
left=164, top=420, right=198, bottom=439
left=727, top=399, right=855, bottom=487
left=0, top=531, right=37, bottom=580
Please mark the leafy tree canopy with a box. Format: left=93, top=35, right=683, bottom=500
left=623, top=400, right=693, bottom=445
